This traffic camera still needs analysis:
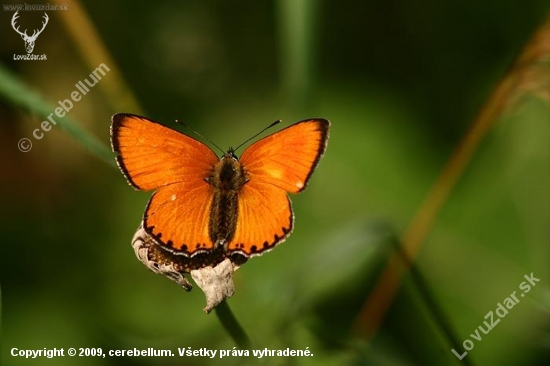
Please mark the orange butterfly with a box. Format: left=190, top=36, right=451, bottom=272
left=111, top=114, right=329, bottom=268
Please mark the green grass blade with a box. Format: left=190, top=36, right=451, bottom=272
left=0, top=62, right=115, bottom=166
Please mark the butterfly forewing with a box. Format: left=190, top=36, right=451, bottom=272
left=111, top=114, right=218, bottom=190
left=239, top=119, right=330, bottom=194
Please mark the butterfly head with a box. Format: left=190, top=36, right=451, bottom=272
left=224, top=147, right=239, bottom=161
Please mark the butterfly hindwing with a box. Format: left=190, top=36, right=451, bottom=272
left=228, top=181, right=293, bottom=256
left=144, top=180, right=215, bottom=255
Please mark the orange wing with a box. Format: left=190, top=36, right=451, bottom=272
left=144, top=180, right=215, bottom=255
left=229, top=182, right=293, bottom=257
left=111, top=113, right=219, bottom=255
left=111, top=113, right=218, bottom=190
left=228, top=119, right=330, bottom=256
left=239, top=119, right=330, bottom=193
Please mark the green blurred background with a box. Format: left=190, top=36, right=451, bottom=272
left=1, top=0, right=549, bottom=365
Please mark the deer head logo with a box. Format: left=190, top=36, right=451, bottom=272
left=11, top=11, right=49, bottom=54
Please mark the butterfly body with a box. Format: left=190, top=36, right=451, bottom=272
left=206, top=151, right=246, bottom=250
left=111, top=114, right=329, bottom=268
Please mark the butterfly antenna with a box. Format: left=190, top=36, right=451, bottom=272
left=233, top=120, right=281, bottom=153
left=175, top=119, right=225, bottom=155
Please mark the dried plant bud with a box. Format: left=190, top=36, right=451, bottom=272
left=131, top=224, right=242, bottom=312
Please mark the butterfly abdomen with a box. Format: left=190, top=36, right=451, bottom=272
left=207, top=155, right=248, bottom=248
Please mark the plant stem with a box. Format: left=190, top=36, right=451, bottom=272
left=214, top=301, right=251, bottom=350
